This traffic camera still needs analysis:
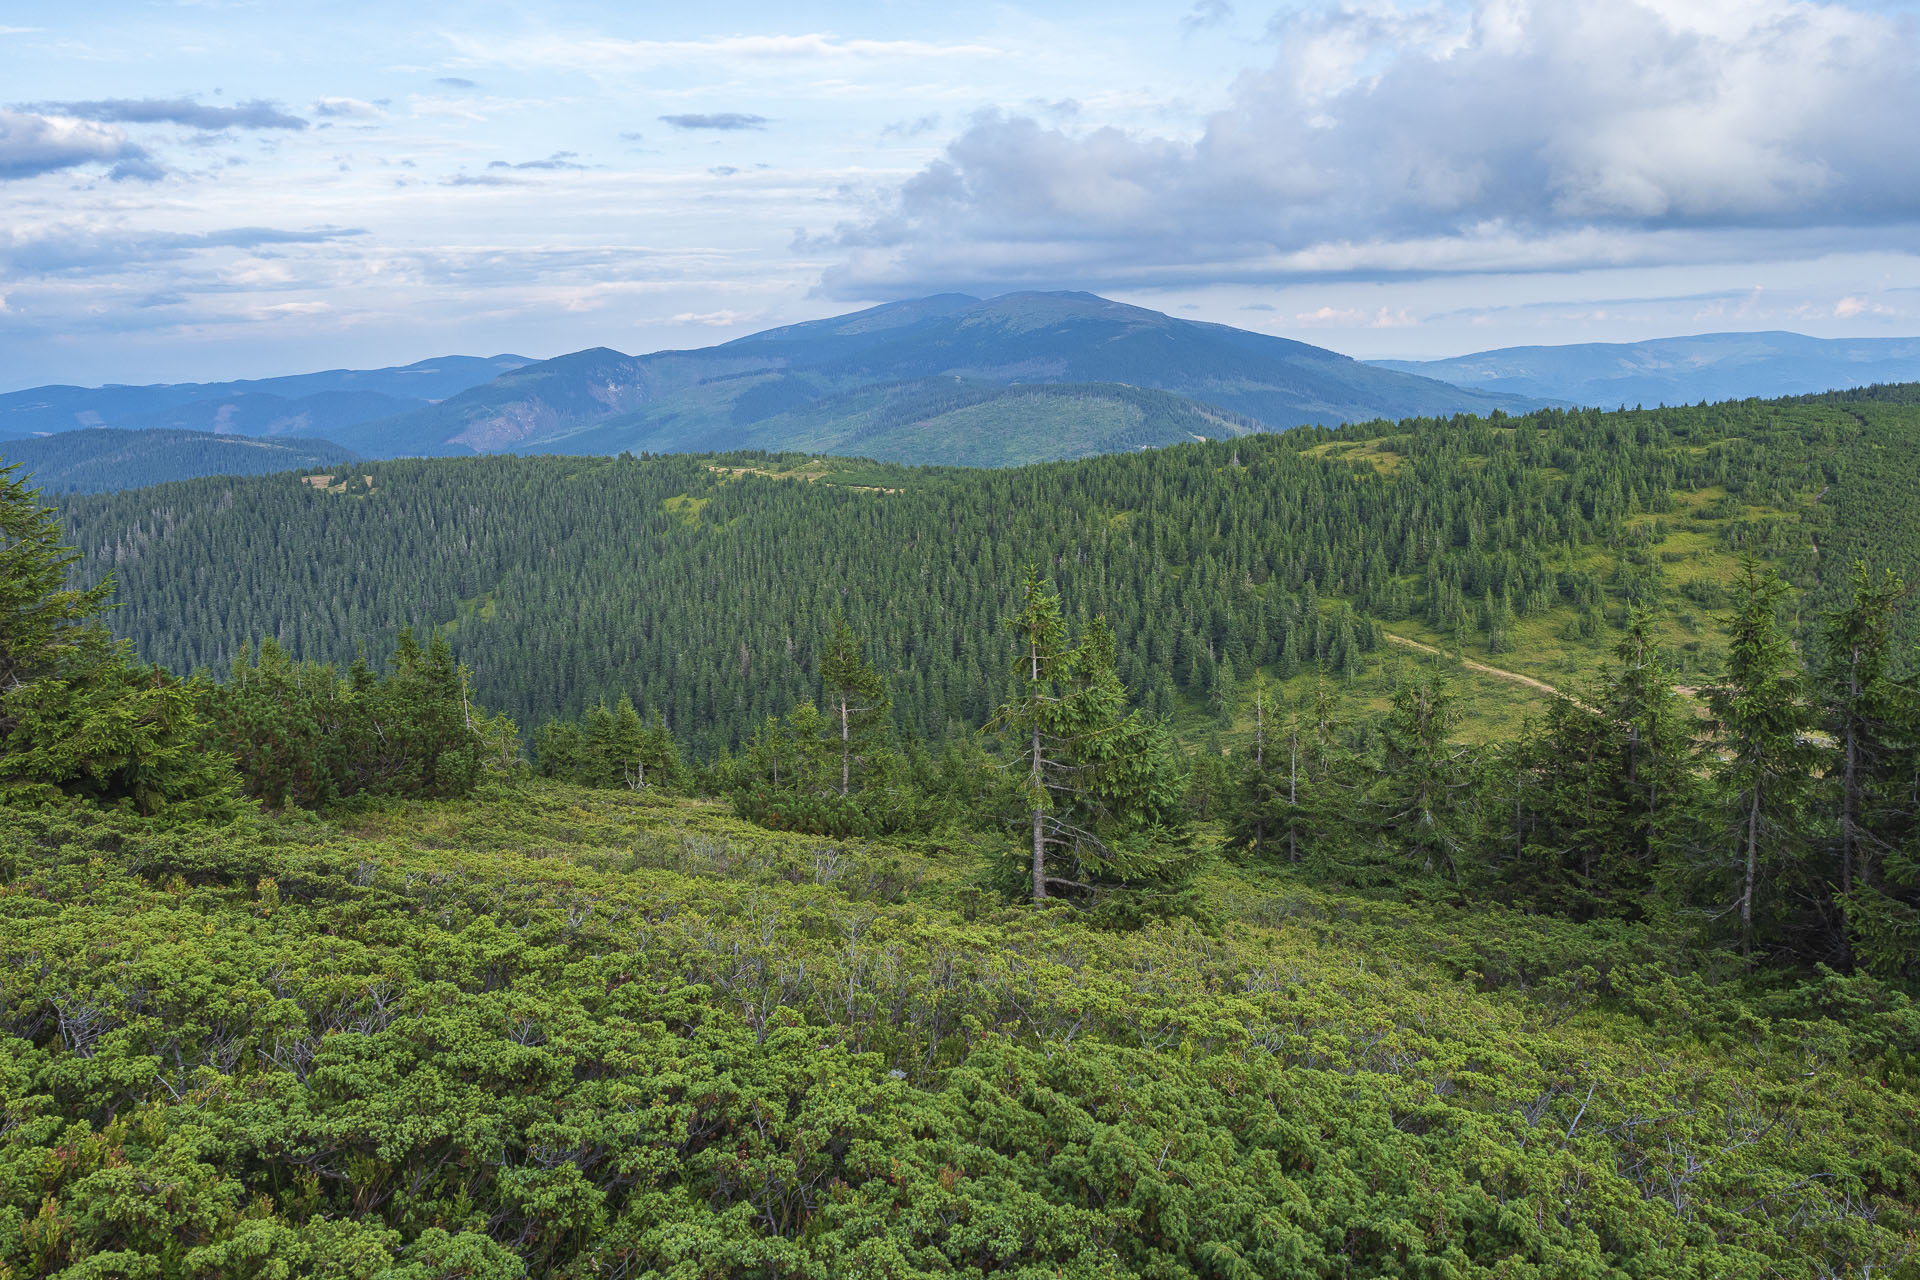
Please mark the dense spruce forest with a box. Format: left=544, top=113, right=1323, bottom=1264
left=3, top=388, right=1919, bottom=1276
left=54, top=389, right=1920, bottom=753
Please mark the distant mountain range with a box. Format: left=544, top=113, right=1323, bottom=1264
left=3, top=429, right=357, bottom=494
left=8, top=299, right=1920, bottom=490
left=0, top=355, right=533, bottom=443
left=1371, top=332, right=1920, bottom=407
left=317, top=291, right=1538, bottom=462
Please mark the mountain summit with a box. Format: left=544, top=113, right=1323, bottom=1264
left=321, top=292, right=1539, bottom=463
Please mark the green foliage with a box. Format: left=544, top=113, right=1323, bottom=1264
left=0, top=429, right=357, bottom=495
left=535, top=696, right=687, bottom=793
left=1694, top=562, right=1823, bottom=961
left=203, top=630, right=506, bottom=809
left=55, top=394, right=1917, bottom=756
left=0, top=462, right=230, bottom=815
left=1817, top=563, right=1920, bottom=982
left=1488, top=607, right=1698, bottom=918
left=991, top=571, right=1193, bottom=903
left=0, top=786, right=1914, bottom=1277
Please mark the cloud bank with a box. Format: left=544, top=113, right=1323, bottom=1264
left=819, top=0, right=1920, bottom=295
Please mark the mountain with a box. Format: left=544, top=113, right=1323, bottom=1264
left=328, top=292, right=1541, bottom=463
left=0, top=354, right=534, bottom=442
left=1, top=429, right=359, bottom=494
left=1372, top=332, right=1920, bottom=407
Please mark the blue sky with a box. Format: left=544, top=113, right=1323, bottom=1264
left=3, top=0, right=1918, bottom=388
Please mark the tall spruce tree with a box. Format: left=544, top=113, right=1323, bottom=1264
left=1816, top=563, right=1916, bottom=971
left=1370, top=673, right=1478, bottom=879
left=818, top=609, right=891, bottom=796
left=991, top=570, right=1190, bottom=903
left=1700, top=561, right=1819, bottom=961
left=1, top=462, right=227, bottom=814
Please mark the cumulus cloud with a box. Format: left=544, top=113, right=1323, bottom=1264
left=23, top=97, right=307, bottom=130
left=659, top=112, right=767, bottom=131
left=434, top=77, right=478, bottom=89
left=819, top=0, right=1920, bottom=296
left=0, top=110, right=160, bottom=181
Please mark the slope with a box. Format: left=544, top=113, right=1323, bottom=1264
left=343, top=291, right=1543, bottom=463
left=55, top=389, right=1920, bottom=756
left=6, top=785, right=1912, bottom=1276
left=0, top=353, right=534, bottom=441
left=3, top=428, right=358, bottom=494
left=553, top=378, right=1267, bottom=466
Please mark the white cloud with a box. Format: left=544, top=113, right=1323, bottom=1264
left=0, top=110, right=160, bottom=181
left=818, top=0, right=1920, bottom=296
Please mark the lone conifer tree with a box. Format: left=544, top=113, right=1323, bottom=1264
left=991, top=569, right=1189, bottom=903
left=819, top=609, right=890, bottom=796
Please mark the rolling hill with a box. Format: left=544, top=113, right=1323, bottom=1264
left=1, top=428, right=358, bottom=494
left=1373, top=331, right=1920, bottom=407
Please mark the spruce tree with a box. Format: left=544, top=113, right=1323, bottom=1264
left=1816, top=563, right=1915, bottom=970
left=1700, top=561, right=1819, bottom=961
left=818, top=609, right=891, bottom=796
left=1, top=462, right=227, bottom=814
left=991, top=570, right=1190, bottom=903
left=1370, top=673, right=1478, bottom=879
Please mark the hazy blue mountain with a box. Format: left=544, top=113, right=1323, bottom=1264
left=0, top=354, right=533, bottom=441
left=337, top=291, right=1540, bottom=462
left=553, top=379, right=1271, bottom=466
left=0, top=429, right=358, bottom=494
left=1371, top=332, right=1920, bottom=407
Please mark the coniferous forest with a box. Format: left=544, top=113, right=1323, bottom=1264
left=3, top=389, right=1920, bottom=1277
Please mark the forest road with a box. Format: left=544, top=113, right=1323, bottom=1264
left=1380, top=631, right=1568, bottom=699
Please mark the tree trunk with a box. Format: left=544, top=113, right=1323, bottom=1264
left=1287, top=727, right=1299, bottom=864
left=839, top=695, right=851, bottom=797
left=1741, top=781, right=1761, bottom=961
left=1031, top=800, right=1047, bottom=902
left=1839, top=650, right=1861, bottom=968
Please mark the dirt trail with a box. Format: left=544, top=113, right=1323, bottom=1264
left=1381, top=631, right=1568, bottom=698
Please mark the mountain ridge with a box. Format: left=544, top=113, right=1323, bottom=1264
left=1371, top=331, right=1920, bottom=407
left=0, top=354, right=535, bottom=442
left=329, top=291, right=1540, bottom=463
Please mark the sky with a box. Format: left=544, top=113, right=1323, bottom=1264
left=3, top=0, right=1919, bottom=389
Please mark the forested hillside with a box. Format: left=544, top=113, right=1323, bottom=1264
left=54, top=390, right=1920, bottom=755
left=2, top=428, right=358, bottom=494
